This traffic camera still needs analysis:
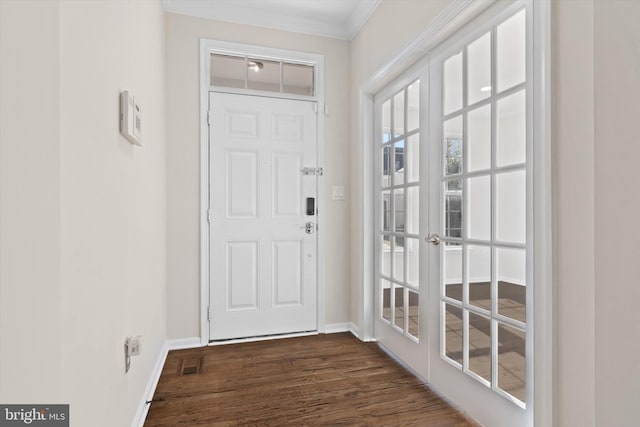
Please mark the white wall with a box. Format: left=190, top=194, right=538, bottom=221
left=165, top=13, right=351, bottom=339
left=593, top=2, right=640, bottom=425
left=554, top=1, right=596, bottom=425
left=0, top=1, right=167, bottom=426
left=0, top=0, right=62, bottom=402
left=58, top=1, right=166, bottom=425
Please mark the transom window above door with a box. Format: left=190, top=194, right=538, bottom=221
left=210, top=53, right=315, bottom=96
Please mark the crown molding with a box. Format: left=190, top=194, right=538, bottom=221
left=347, top=0, right=381, bottom=39
left=162, top=0, right=380, bottom=41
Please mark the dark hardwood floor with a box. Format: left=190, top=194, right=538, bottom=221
left=144, top=333, right=478, bottom=426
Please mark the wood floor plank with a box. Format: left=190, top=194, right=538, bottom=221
left=144, top=333, right=479, bottom=426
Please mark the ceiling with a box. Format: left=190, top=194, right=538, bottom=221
left=162, top=0, right=381, bottom=40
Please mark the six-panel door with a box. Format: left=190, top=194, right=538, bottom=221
left=209, top=92, right=318, bottom=341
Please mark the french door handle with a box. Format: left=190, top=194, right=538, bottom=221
left=426, top=233, right=441, bottom=246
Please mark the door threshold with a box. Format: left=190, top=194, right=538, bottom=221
left=208, top=330, right=318, bottom=346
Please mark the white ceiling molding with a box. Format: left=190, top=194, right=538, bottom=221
left=347, top=0, right=381, bottom=39
left=162, top=0, right=381, bottom=41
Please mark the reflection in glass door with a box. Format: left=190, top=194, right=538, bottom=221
left=428, top=5, right=532, bottom=426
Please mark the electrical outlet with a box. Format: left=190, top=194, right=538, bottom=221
left=125, top=336, right=142, bottom=373
left=127, top=336, right=141, bottom=356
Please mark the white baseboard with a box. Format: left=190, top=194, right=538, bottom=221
left=132, top=337, right=203, bottom=427
left=168, top=337, right=202, bottom=351
left=323, top=322, right=362, bottom=340
left=323, top=322, right=351, bottom=333
left=132, top=341, right=169, bottom=427
left=349, top=322, right=362, bottom=339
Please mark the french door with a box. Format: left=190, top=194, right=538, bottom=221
left=374, top=65, right=428, bottom=378
left=374, top=3, right=532, bottom=426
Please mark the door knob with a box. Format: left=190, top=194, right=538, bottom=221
left=426, top=233, right=441, bottom=246
left=300, top=222, right=315, bottom=234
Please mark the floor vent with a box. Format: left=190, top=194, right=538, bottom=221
left=179, top=357, right=203, bottom=376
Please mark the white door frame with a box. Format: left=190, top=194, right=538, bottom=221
left=357, top=0, right=554, bottom=425
left=199, top=39, right=326, bottom=345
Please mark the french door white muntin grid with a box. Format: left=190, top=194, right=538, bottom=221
left=435, top=4, right=532, bottom=410
left=376, top=77, right=422, bottom=343
left=366, top=0, right=549, bottom=425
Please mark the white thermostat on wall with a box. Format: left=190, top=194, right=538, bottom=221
left=119, top=90, right=142, bottom=146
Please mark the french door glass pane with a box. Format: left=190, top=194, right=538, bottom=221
left=468, top=312, right=491, bottom=382
left=393, top=189, right=405, bottom=233
left=381, top=234, right=391, bottom=277
left=468, top=105, right=491, bottom=172
left=468, top=245, right=491, bottom=311
left=393, top=236, right=405, bottom=282
left=406, top=186, right=419, bottom=235
left=407, top=81, right=420, bottom=132
left=394, top=285, right=405, bottom=329
left=497, top=248, right=526, bottom=323
left=445, top=304, right=464, bottom=365
left=467, top=176, right=491, bottom=241
left=408, top=290, right=420, bottom=339
left=497, top=10, right=526, bottom=92
left=444, top=116, right=463, bottom=175
left=382, top=100, right=391, bottom=143
left=394, top=140, right=405, bottom=184
left=445, top=182, right=462, bottom=239
left=444, top=246, right=462, bottom=301
left=498, top=323, right=526, bottom=402
left=382, top=146, right=391, bottom=187
left=443, top=52, right=463, bottom=115
left=406, top=237, right=419, bottom=286
left=496, top=170, right=526, bottom=244
left=497, top=90, right=526, bottom=167
left=406, top=134, right=420, bottom=183
left=394, top=90, right=405, bottom=137
left=382, top=279, right=391, bottom=322
left=381, top=190, right=391, bottom=232
left=467, top=32, right=492, bottom=105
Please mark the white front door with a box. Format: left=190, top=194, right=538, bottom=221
left=208, top=92, right=318, bottom=341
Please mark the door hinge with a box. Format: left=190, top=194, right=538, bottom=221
left=207, top=209, right=213, bottom=223
left=313, top=103, right=318, bottom=113
left=207, top=306, right=211, bottom=322
left=301, top=167, right=324, bottom=176
left=207, top=110, right=213, bottom=125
